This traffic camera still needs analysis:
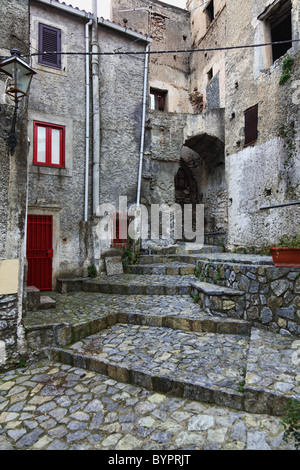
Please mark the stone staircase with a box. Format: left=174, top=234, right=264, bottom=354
left=26, top=286, right=56, bottom=311
left=39, top=245, right=300, bottom=418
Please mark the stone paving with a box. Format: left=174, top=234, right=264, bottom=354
left=0, top=359, right=296, bottom=450
left=1, top=250, right=299, bottom=451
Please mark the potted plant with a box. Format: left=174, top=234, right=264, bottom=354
left=270, top=234, right=300, bottom=267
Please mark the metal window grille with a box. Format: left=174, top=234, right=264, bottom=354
left=111, top=212, right=131, bottom=248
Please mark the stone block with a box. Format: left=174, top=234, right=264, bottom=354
left=223, top=300, right=236, bottom=311
left=276, top=306, right=295, bottom=320
left=105, top=257, right=123, bottom=276
left=26, top=286, right=40, bottom=311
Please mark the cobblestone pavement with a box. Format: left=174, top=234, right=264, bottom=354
left=24, top=293, right=205, bottom=327
left=0, top=360, right=296, bottom=450
left=3, top=288, right=299, bottom=451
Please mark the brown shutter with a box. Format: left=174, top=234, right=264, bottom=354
left=39, top=23, right=61, bottom=69
left=244, top=105, right=258, bottom=145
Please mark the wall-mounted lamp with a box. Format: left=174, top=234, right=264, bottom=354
left=0, top=48, right=36, bottom=155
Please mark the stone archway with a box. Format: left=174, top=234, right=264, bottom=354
left=182, top=133, right=227, bottom=246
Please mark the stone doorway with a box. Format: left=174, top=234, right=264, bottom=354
left=180, top=133, right=227, bottom=246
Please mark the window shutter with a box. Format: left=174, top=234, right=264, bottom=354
left=244, top=105, right=258, bottom=145
left=39, top=23, right=61, bottom=68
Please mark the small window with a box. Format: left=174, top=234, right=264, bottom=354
left=258, top=0, right=292, bottom=64
left=38, top=23, right=61, bottom=69
left=270, top=9, right=292, bottom=62
left=150, top=88, right=167, bottom=112
left=244, top=105, right=258, bottom=146
left=33, top=121, right=65, bottom=167
left=207, top=68, right=213, bottom=82
left=205, top=0, right=214, bottom=26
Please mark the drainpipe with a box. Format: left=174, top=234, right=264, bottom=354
left=136, top=43, right=150, bottom=207
left=92, top=0, right=100, bottom=215
left=84, top=19, right=93, bottom=222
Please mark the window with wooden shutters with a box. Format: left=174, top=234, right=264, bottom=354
left=244, top=105, right=258, bottom=146
left=38, top=23, right=61, bottom=69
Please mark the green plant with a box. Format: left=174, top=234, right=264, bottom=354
left=122, top=245, right=140, bottom=266
left=279, top=122, right=297, bottom=166
left=17, top=359, right=28, bottom=368
left=215, top=266, right=222, bottom=281
left=281, top=399, right=300, bottom=449
left=191, top=292, right=200, bottom=303
left=87, top=264, right=97, bottom=278
left=275, top=234, right=300, bottom=248
left=236, top=367, right=246, bottom=393
left=279, top=55, right=294, bottom=85
left=194, top=265, right=201, bottom=278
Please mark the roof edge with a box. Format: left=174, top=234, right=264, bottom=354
left=32, top=0, right=152, bottom=43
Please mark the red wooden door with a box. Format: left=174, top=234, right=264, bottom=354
left=27, top=215, right=53, bottom=291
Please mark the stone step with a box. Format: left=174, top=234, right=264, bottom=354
left=195, top=252, right=274, bottom=265
left=139, top=251, right=273, bottom=266
left=191, top=281, right=245, bottom=319
left=79, top=274, right=197, bottom=296
left=142, top=244, right=224, bottom=255
left=50, top=324, right=300, bottom=416
left=26, top=286, right=40, bottom=311
left=243, top=328, right=300, bottom=416
left=125, top=262, right=196, bottom=276
left=24, top=293, right=251, bottom=353
left=39, top=295, right=56, bottom=309
left=139, top=254, right=200, bottom=265
left=26, top=286, right=56, bottom=311
left=50, top=324, right=249, bottom=412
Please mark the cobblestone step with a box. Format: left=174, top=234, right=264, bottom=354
left=191, top=281, right=245, bottom=319
left=24, top=293, right=251, bottom=353
left=81, top=274, right=196, bottom=295
left=125, top=262, right=196, bottom=276
left=50, top=324, right=300, bottom=417
left=50, top=324, right=249, bottom=412
left=0, top=359, right=294, bottom=450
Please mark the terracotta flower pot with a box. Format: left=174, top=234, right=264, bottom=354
left=270, top=247, right=300, bottom=267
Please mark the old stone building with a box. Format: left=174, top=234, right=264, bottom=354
left=111, top=0, right=300, bottom=248
left=27, top=0, right=151, bottom=290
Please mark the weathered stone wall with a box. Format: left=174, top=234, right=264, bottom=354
left=111, top=0, right=192, bottom=113
left=225, top=0, right=300, bottom=248
left=0, top=294, right=19, bottom=368
left=0, top=0, right=29, bottom=370
left=188, top=0, right=226, bottom=111
left=195, top=259, right=300, bottom=337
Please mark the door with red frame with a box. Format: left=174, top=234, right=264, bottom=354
left=26, top=215, right=53, bottom=291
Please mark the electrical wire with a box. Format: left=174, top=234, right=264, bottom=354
left=22, top=38, right=300, bottom=58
